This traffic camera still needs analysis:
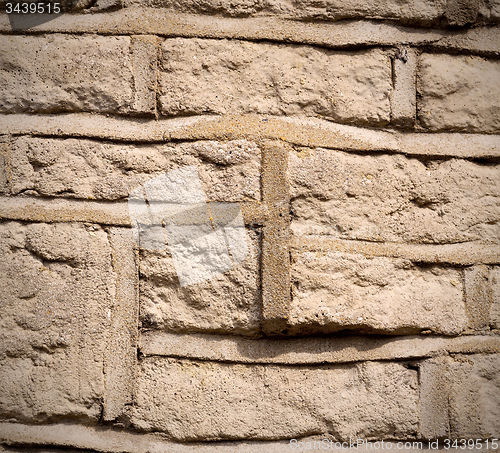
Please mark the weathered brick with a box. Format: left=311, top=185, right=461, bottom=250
left=0, top=222, right=114, bottom=423
left=0, top=35, right=133, bottom=114
left=448, top=354, right=500, bottom=438
left=131, top=358, right=418, bottom=440
left=289, top=251, right=466, bottom=335
left=289, top=148, right=500, bottom=244
left=160, top=39, right=391, bottom=126
left=8, top=137, right=261, bottom=202
left=490, top=266, right=500, bottom=329
left=418, top=54, right=500, bottom=133
left=139, top=228, right=261, bottom=336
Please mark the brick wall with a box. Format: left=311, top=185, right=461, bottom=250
left=0, top=0, right=499, bottom=451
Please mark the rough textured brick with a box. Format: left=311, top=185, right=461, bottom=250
left=0, top=222, right=114, bottom=423
left=139, top=228, right=261, bottom=336
left=448, top=354, right=500, bottom=438
left=131, top=358, right=418, bottom=441
left=418, top=54, right=500, bottom=132
left=160, top=39, right=391, bottom=126
left=289, top=148, right=500, bottom=244
left=290, top=251, right=466, bottom=335
left=8, top=137, right=261, bottom=202
left=0, top=35, right=133, bottom=114
left=123, top=0, right=448, bottom=25
left=490, top=267, right=500, bottom=329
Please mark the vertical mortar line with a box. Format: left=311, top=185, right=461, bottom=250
left=261, top=139, right=291, bottom=336
left=104, top=227, right=139, bottom=422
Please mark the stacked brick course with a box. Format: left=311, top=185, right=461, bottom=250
left=0, top=0, right=499, bottom=450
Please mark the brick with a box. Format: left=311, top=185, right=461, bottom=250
left=289, top=148, right=500, bottom=244
left=0, top=221, right=114, bottom=422
left=418, top=54, right=500, bottom=133
left=289, top=251, right=466, bottom=335
left=464, top=265, right=493, bottom=331
left=8, top=137, right=261, bottom=202
left=390, top=47, right=417, bottom=127
left=139, top=228, right=261, bottom=336
left=490, top=267, right=500, bottom=329
left=0, top=35, right=134, bottom=114
left=160, top=39, right=392, bottom=126
left=131, top=358, right=418, bottom=441
left=0, top=143, right=7, bottom=195
left=131, top=35, right=159, bottom=115
left=448, top=354, right=500, bottom=438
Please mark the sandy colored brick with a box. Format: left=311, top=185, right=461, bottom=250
left=289, top=148, right=500, bottom=244
left=418, top=54, right=500, bottom=132
left=132, top=357, right=418, bottom=441
left=289, top=251, right=466, bottom=335
left=139, top=228, right=261, bottom=336
left=0, top=35, right=133, bottom=114
left=490, top=266, right=500, bottom=329
left=8, top=137, right=261, bottom=202
left=448, top=354, right=500, bottom=438
left=160, top=39, right=391, bottom=126
left=0, top=221, right=114, bottom=423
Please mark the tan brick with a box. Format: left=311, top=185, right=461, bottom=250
left=289, top=148, right=500, bottom=244
left=418, top=54, right=500, bottom=133
left=0, top=35, right=134, bottom=114
left=490, top=267, right=500, bottom=329
left=9, top=137, right=261, bottom=202
left=131, top=358, right=418, bottom=440
left=0, top=222, right=114, bottom=423
left=289, top=251, right=466, bottom=335
left=160, top=39, right=391, bottom=126
left=139, top=228, right=261, bottom=336
left=448, top=354, right=500, bottom=438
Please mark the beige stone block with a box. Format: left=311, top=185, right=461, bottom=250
left=9, top=137, right=261, bottom=202
left=464, top=265, right=493, bottom=331
left=390, top=47, right=417, bottom=127
left=0, top=221, right=114, bottom=422
left=160, top=39, right=391, bottom=126
left=131, top=35, right=159, bottom=115
left=131, top=357, right=418, bottom=440
left=448, top=354, right=500, bottom=438
left=289, top=251, right=466, bottom=335
left=490, top=266, right=500, bottom=329
left=0, top=144, right=8, bottom=195
left=289, top=148, right=500, bottom=244
left=418, top=54, right=500, bottom=133
left=139, top=228, right=261, bottom=335
left=0, top=35, right=133, bottom=114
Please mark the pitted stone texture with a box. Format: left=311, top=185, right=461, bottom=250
left=8, top=137, right=261, bottom=202
left=0, top=221, right=114, bottom=423
left=290, top=251, right=466, bottom=335
left=160, top=39, right=391, bottom=126
left=448, top=354, right=500, bottom=438
left=0, top=35, right=133, bottom=114
left=132, top=358, right=418, bottom=441
left=139, top=228, right=261, bottom=336
left=490, top=267, right=500, bottom=329
left=418, top=54, right=500, bottom=133
left=124, top=0, right=449, bottom=25
left=289, top=148, right=500, bottom=244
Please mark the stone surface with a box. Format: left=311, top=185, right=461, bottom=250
left=0, top=221, right=114, bottom=423
left=7, top=137, right=261, bottom=202
left=390, top=47, right=417, bottom=127
left=289, top=251, right=466, bottom=335
left=289, top=148, right=500, bottom=244
left=139, top=228, right=261, bottom=336
left=464, top=265, right=493, bottom=331
left=448, top=354, right=500, bottom=438
left=418, top=54, right=500, bottom=133
left=0, top=35, right=134, bottom=114
left=160, top=39, right=391, bottom=126
left=123, top=0, right=448, bottom=25
left=132, top=358, right=418, bottom=441
left=490, top=266, right=500, bottom=329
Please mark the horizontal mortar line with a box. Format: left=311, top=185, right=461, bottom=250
left=139, top=331, right=500, bottom=365
left=1, top=9, right=499, bottom=56
left=291, top=236, right=500, bottom=265
left=2, top=113, right=500, bottom=158
left=0, top=196, right=267, bottom=226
